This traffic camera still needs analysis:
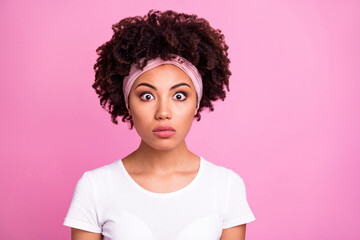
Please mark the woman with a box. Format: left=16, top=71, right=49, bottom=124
left=63, top=9, right=255, bottom=240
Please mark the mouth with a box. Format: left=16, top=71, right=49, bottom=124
left=153, top=125, right=176, bottom=138
left=153, top=125, right=175, bottom=132
left=153, top=130, right=176, bottom=138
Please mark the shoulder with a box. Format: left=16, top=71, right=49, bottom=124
left=80, top=159, right=122, bottom=187
left=201, top=156, right=243, bottom=186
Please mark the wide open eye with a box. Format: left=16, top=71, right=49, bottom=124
left=139, top=92, right=154, bottom=101
left=173, top=91, right=187, bottom=101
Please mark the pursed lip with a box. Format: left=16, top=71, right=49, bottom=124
left=153, top=125, right=175, bottom=132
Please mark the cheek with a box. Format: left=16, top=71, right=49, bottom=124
left=174, top=107, right=196, bottom=129
left=131, top=110, right=149, bottom=128
left=130, top=105, right=149, bottom=127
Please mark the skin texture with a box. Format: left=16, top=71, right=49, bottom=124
left=71, top=228, right=103, bottom=240
left=220, top=224, right=247, bottom=240
left=71, top=65, right=246, bottom=239
left=121, top=64, right=203, bottom=195
left=128, top=64, right=197, bottom=155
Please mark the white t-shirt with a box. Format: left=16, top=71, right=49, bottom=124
left=63, top=156, right=255, bottom=240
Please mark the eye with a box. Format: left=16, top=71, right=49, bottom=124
left=139, top=92, right=154, bottom=101
left=173, top=91, right=187, bottom=101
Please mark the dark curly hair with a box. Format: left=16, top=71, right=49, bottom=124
left=92, top=9, right=231, bottom=129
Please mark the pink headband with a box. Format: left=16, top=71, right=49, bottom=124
left=123, top=55, right=203, bottom=110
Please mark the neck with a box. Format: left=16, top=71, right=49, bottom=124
left=129, top=139, right=198, bottom=174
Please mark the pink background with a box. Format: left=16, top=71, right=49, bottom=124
left=1, top=0, right=359, bottom=239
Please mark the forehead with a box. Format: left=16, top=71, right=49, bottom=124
left=133, top=64, right=193, bottom=87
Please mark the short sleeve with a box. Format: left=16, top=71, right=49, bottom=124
left=63, top=172, right=102, bottom=233
left=222, top=171, right=256, bottom=229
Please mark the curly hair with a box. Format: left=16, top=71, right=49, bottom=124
left=92, top=9, right=231, bottom=129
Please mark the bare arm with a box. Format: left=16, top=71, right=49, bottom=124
left=220, top=224, right=246, bottom=240
left=71, top=228, right=103, bottom=240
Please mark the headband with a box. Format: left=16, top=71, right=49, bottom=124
left=123, top=55, right=203, bottom=111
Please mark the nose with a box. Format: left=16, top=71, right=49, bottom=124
left=155, top=97, right=172, bottom=120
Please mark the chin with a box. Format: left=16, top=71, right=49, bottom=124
left=150, top=142, right=179, bottom=151
left=143, top=138, right=180, bottom=151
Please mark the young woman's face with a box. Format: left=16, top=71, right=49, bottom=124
left=128, top=64, right=198, bottom=151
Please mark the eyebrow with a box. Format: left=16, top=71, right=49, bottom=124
left=135, top=82, right=191, bottom=90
